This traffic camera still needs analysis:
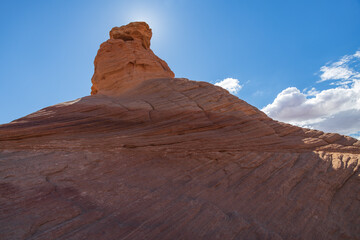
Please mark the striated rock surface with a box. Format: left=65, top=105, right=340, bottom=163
left=90, top=22, right=174, bottom=95
left=0, top=22, right=360, bottom=240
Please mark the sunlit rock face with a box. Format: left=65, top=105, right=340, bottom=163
left=90, top=22, right=174, bottom=96
left=0, top=22, right=360, bottom=240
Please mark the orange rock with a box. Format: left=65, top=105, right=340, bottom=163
left=110, top=22, right=152, bottom=49
left=90, top=22, right=174, bottom=96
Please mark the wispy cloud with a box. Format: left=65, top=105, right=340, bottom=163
left=215, top=78, right=242, bottom=94
left=319, top=50, right=360, bottom=84
left=263, top=49, right=360, bottom=137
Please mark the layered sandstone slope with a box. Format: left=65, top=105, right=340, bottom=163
left=0, top=22, right=359, bottom=240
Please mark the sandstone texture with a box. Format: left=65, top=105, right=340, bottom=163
left=0, top=22, right=360, bottom=240
left=90, top=22, right=174, bottom=95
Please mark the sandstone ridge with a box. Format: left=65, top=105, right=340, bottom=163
left=91, top=22, right=174, bottom=96
left=0, top=22, right=359, bottom=240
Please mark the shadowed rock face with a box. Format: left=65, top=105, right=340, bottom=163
left=0, top=22, right=359, bottom=240
left=110, top=22, right=152, bottom=49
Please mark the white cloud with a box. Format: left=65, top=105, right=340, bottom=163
left=309, top=109, right=360, bottom=136
left=305, top=87, right=319, bottom=96
left=319, top=65, right=354, bottom=82
left=263, top=49, right=360, bottom=137
left=354, top=51, right=360, bottom=58
left=215, top=78, right=242, bottom=94
left=319, top=51, right=360, bottom=84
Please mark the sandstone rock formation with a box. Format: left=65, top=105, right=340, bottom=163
left=0, top=22, right=359, bottom=240
left=90, top=22, right=174, bottom=95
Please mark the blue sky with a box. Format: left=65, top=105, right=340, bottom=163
left=1, top=0, right=360, bottom=137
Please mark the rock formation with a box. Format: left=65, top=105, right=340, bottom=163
left=90, top=22, right=174, bottom=95
left=0, top=22, right=359, bottom=240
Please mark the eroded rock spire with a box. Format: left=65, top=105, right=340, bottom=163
left=91, top=22, right=174, bottom=95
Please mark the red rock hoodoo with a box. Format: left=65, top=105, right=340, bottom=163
left=0, top=22, right=359, bottom=240
left=90, top=22, right=174, bottom=95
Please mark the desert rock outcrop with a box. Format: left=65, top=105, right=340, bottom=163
left=0, top=22, right=359, bottom=240
left=90, top=22, right=174, bottom=95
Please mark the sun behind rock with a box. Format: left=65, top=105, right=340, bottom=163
left=90, top=22, right=174, bottom=96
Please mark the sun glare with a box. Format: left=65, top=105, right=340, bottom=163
left=121, top=6, right=167, bottom=45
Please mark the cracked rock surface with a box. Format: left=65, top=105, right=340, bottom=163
left=0, top=22, right=359, bottom=239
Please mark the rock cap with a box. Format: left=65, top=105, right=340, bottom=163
left=110, top=22, right=152, bottom=49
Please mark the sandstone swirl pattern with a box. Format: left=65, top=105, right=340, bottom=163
left=0, top=22, right=359, bottom=240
